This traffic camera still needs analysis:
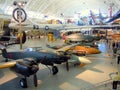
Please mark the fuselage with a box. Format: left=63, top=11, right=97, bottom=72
left=4, top=50, right=66, bottom=65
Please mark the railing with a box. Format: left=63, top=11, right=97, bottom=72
left=79, top=79, right=113, bottom=90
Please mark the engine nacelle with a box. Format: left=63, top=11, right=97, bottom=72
left=11, top=58, right=39, bottom=77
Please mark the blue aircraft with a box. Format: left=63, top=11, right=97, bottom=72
left=0, top=44, right=72, bottom=88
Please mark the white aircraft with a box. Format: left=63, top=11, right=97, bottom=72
left=1, top=9, right=120, bottom=31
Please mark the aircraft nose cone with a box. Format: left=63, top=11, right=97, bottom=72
left=78, top=57, right=92, bottom=64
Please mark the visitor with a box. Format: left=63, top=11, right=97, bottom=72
left=117, top=54, right=120, bottom=64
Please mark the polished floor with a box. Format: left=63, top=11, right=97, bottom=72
left=0, top=38, right=119, bottom=90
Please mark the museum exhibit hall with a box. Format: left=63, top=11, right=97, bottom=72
left=0, top=0, right=120, bottom=90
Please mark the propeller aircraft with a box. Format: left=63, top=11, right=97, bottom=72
left=47, top=43, right=100, bottom=55
left=0, top=44, right=69, bottom=88
left=0, top=43, right=91, bottom=88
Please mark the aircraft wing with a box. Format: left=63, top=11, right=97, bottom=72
left=55, top=43, right=79, bottom=52
left=9, top=23, right=66, bottom=30
left=0, top=57, right=39, bottom=88
left=0, top=58, right=34, bottom=69
left=9, top=19, right=120, bottom=30
left=0, top=61, right=16, bottom=68
left=64, top=24, right=120, bottom=30
left=1, top=12, right=120, bottom=31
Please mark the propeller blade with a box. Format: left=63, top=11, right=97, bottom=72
left=33, top=74, right=38, bottom=87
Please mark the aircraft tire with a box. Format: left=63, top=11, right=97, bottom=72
left=19, top=78, right=27, bottom=88
left=52, top=66, right=58, bottom=75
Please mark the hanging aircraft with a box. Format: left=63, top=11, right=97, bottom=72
left=1, top=6, right=120, bottom=32
left=7, top=9, right=118, bottom=31
left=106, top=9, right=120, bottom=23
left=62, top=9, right=120, bottom=30
left=0, top=43, right=91, bottom=88
left=1, top=12, right=120, bottom=33
left=98, top=9, right=108, bottom=21
left=8, top=16, right=67, bottom=31
left=89, top=9, right=108, bottom=25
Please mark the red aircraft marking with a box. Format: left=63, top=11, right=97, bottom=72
left=9, top=53, right=13, bottom=59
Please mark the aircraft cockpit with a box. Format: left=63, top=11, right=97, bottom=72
left=25, top=47, right=42, bottom=52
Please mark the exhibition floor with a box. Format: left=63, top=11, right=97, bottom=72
left=0, top=39, right=119, bottom=90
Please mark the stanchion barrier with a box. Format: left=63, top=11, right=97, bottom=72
left=0, top=18, right=4, bottom=31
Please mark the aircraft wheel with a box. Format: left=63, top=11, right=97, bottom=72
left=19, top=78, right=27, bottom=88
left=52, top=66, right=58, bottom=75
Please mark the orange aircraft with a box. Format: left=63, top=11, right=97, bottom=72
left=69, top=45, right=101, bottom=55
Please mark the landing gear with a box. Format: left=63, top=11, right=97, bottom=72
left=19, top=78, right=27, bottom=88
left=33, top=74, right=38, bottom=87
left=52, top=66, right=58, bottom=75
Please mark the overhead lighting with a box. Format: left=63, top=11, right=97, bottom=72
left=13, top=1, right=27, bottom=7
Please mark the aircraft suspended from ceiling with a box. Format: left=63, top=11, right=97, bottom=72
left=106, top=10, right=120, bottom=23
left=1, top=3, right=120, bottom=31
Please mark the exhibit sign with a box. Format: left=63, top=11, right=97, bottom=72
left=12, top=7, right=27, bottom=49
left=12, top=7, right=27, bottom=23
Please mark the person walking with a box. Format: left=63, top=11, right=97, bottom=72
left=117, top=54, right=120, bottom=64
